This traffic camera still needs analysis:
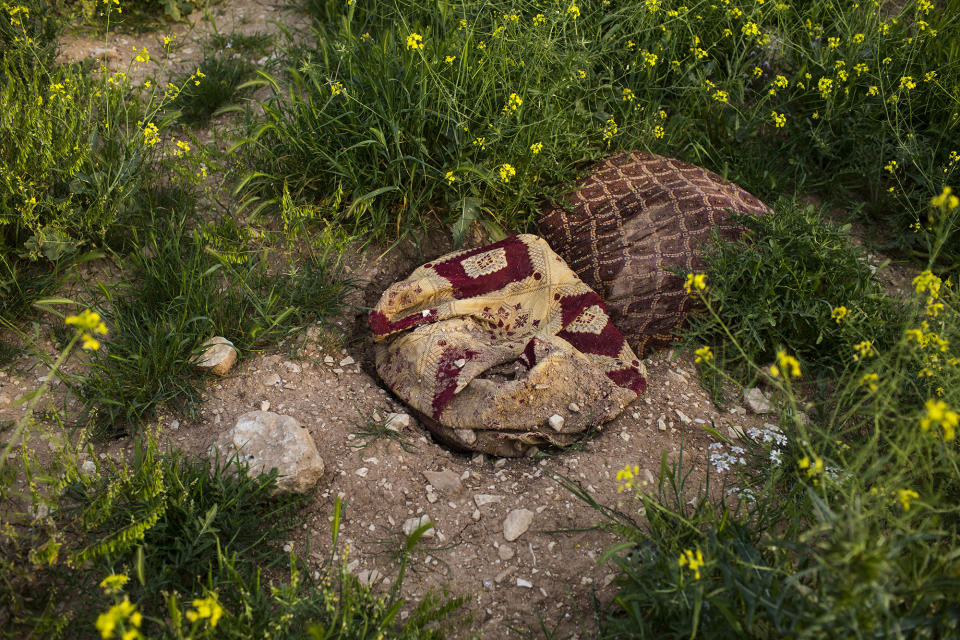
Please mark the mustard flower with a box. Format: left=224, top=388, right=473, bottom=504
left=770, top=349, right=801, bottom=379
left=798, top=455, right=824, bottom=481
left=652, top=125, right=665, bottom=139
left=498, top=163, right=516, bottom=183
left=771, top=111, right=787, bottom=127
left=445, top=171, right=456, bottom=184
left=741, top=22, right=760, bottom=37
left=532, top=13, right=545, bottom=26
left=897, top=489, right=919, bottom=510
left=330, top=81, right=344, bottom=95
left=924, top=70, right=937, bottom=82
left=853, top=340, right=874, bottom=361
left=831, top=306, right=849, bottom=323
left=472, top=136, right=486, bottom=149
left=142, top=122, right=160, bottom=146
left=694, top=346, right=713, bottom=363
left=712, top=90, right=729, bottom=103
left=853, top=33, right=864, bottom=43
left=616, top=464, right=639, bottom=492
left=503, top=92, right=523, bottom=112
left=621, top=88, right=636, bottom=102
left=859, top=372, right=879, bottom=391
left=186, top=595, right=225, bottom=627
left=577, top=69, right=586, bottom=79
left=827, top=37, right=840, bottom=48
left=867, top=85, right=879, bottom=96
left=931, top=186, right=959, bottom=210
left=95, top=597, right=142, bottom=639
left=818, top=77, right=833, bottom=98
left=884, top=160, right=898, bottom=173
left=683, top=273, right=707, bottom=293
left=912, top=270, right=942, bottom=298
left=567, top=3, right=580, bottom=19
left=444, top=55, right=456, bottom=63
left=920, top=399, right=958, bottom=441
left=602, top=118, right=618, bottom=143
left=406, top=32, right=424, bottom=51
left=99, top=574, right=129, bottom=595
left=678, top=549, right=704, bottom=579
left=899, top=76, right=917, bottom=90
left=529, top=141, right=543, bottom=154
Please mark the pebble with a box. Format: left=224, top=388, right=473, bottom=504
left=548, top=414, right=565, bottom=431
left=340, top=356, right=355, bottom=366
left=657, top=415, right=667, bottom=431
left=498, top=544, right=515, bottom=561
left=568, top=402, right=580, bottom=413
left=675, top=409, right=692, bottom=424
left=516, top=578, right=533, bottom=588
left=402, top=515, right=435, bottom=538
left=743, top=388, right=775, bottom=414
left=260, top=401, right=270, bottom=412
left=324, top=355, right=335, bottom=365
left=261, top=373, right=282, bottom=387
left=474, top=494, right=504, bottom=508
left=355, top=467, right=369, bottom=477
left=385, top=412, right=411, bottom=431
left=503, top=508, right=534, bottom=541
left=423, top=470, right=462, bottom=493
left=356, top=569, right=382, bottom=587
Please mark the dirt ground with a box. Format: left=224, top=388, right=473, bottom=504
left=0, top=2, right=921, bottom=637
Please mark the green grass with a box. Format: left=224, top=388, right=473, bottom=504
left=73, top=207, right=351, bottom=436
left=239, top=0, right=959, bottom=266
left=171, top=51, right=257, bottom=124
left=678, top=200, right=909, bottom=398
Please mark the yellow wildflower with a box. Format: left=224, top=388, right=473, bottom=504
left=445, top=171, right=455, bottom=184
left=859, top=372, right=878, bottom=391
left=616, top=464, right=639, bottom=492
left=897, top=489, right=919, bottom=510
left=405, top=32, right=424, bottom=51
left=567, top=3, right=581, bottom=19
left=920, top=399, right=958, bottom=441
left=831, top=306, right=849, bottom=323
left=678, top=549, right=704, bottom=579
left=694, top=346, right=713, bottom=363
left=99, top=574, right=129, bottom=595
left=498, top=163, right=516, bottom=183
left=771, top=111, right=786, bottom=128
left=529, top=141, right=543, bottom=154
left=931, top=186, right=959, bottom=210
left=186, top=595, right=224, bottom=627
left=683, top=273, right=707, bottom=293
left=770, top=349, right=801, bottom=379
left=96, top=597, right=142, bottom=639
left=853, top=341, right=874, bottom=361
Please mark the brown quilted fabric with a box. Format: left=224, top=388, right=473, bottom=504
left=539, top=151, right=771, bottom=357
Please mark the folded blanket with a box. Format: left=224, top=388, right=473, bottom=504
left=370, top=234, right=645, bottom=457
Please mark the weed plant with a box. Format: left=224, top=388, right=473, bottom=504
left=243, top=0, right=958, bottom=266
left=171, top=51, right=256, bottom=124
left=679, top=200, right=908, bottom=395
left=582, top=200, right=960, bottom=637
left=208, top=30, right=275, bottom=57
left=75, top=209, right=350, bottom=435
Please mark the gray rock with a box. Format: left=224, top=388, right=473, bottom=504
left=261, top=372, right=282, bottom=387
left=422, top=470, right=462, bottom=493
left=728, top=425, right=746, bottom=440
left=498, top=544, right=515, bottom=561
left=455, top=428, right=477, bottom=444
left=743, top=388, right=774, bottom=414
left=516, top=578, right=533, bottom=588
left=548, top=414, right=565, bottom=431
left=323, top=355, right=335, bottom=365
left=675, top=409, right=692, bottom=424
left=193, top=337, right=237, bottom=376
left=340, top=356, right=355, bottom=366
left=568, top=402, right=581, bottom=413
left=356, top=569, right=382, bottom=587
left=216, top=411, right=324, bottom=493
left=503, top=509, right=534, bottom=541
left=657, top=415, right=667, bottom=431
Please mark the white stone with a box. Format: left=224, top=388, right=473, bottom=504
left=356, top=569, right=382, bottom=587
left=323, top=355, right=335, bottom=365
left=402, top=515, right=435, bottom=538
left=516, top=578, right=533, bottom=588
left=384, top=412, right=411, bottom=431
left=657, top=415, right=667, bottom=431
left=548, top=414, right=565, bottom=431
left=81, top=460, right=97, bottom=476
left=193, top=337, right=237, bottom=376
left=422, top=470, right=462, bottom=493
left=503, top=509, right=534, bottom=541
left=568, top=403, right=580, bottom=413
left=455, top=428, right=476, bottom=444
left=215, top=411, right=324, bottom=493
left=261, top=372, right=282, bottom=387
left=355, top=467, right=369, bottom=477
left=498, top=544, right=515, bottom=561
left=474, top=494, right=504, bottom=508
left=743, top=388, right=775, bottom=414
left=340, top=356, right=355, bottom=366
left=675, top=409, right=692, bottom=424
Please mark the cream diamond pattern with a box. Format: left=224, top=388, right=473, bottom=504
left=565, top=305, right=608, bottom=334
left=462, top=247, right=508, bottom=278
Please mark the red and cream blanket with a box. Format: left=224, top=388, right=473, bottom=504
left=369, top=234, right=646, bottom=457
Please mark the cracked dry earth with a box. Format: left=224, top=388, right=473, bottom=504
left=0, top=237, right=786, bottom=638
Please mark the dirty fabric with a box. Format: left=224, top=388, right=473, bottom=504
left=539, top=151, right=770, bottom=357
left=369, top=234, right=646, bottom=457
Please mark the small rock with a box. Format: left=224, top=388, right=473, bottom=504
left=170, top=420, right=180, bottom=430
left=503, top=509, right=534, bottom=541
left=332, top=368, right=345, bottom=374
left=657, top=415, right=667, bottom=431
left=455, top=428, right=477, bottom=444
left=81, top=460, right=97, bottom=476
left=215, top=411, right=324, bottom=493
left=261, top=372, right=282, bottom=387
left=474, top=494, right=504, bottom=508
left=548, top=414, right=565, bottom=431
left=675, top=409, right=692, bottom=424
left=422, top=470, right=462, bottom=493
left=402, top=515, right=435, bottom=538
left=498, top=544, right=515, bottom=561
left=384, top=412, right=411, bottom=431
left=260, top=400, right=270, bottom=412
left=323, top=355, right=335, bottom=365
left=355, top=467, right=369, bottom=477
left=193, top=337, right=237, bottom=376
left=340, top=356, right=355, bottom=366
left=472, top=509, right=481, bottom=521
left=426, top=491, right=438, bottom=503
left=454, top=358, right=466, bottom=368
left=471, top=453, right=486, bottom=466
left=356, top=569, right=382, bottom=587
left=568, top=402, right=580, bottom=413
left=743, top=388, right=775, bottom=414
left=0, top=395, right=10, bottom=407
left=516, top=578, right=533, bottom=588
left=727, top=425, right=746, bottom=440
